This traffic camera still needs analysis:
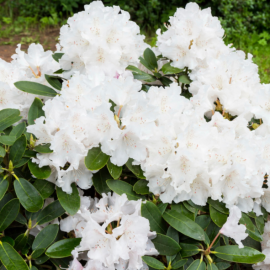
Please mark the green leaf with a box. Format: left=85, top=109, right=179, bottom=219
left=107, top=180, right=143, bottom=201
left=143, top=48, right=158, bottom=70
left=172, top=259, right=187, bottom=269
left=196, top=215, right=211, bottom=230
left=157, top=203, right=168, bottom=215
left=207, top=199, right=229, bottom=215
left=209, top=205, right=227, bottom=227
left=186, top=259, right=206, bottom=270
left=0, top=193, right=13, bottom=211
left=214, top=245, right=265, bottom=264
left=126, top=158, right=145, bottom=179
left=142, top=256, right=165, bottom=269
left=35, top=254, right=49, bottom=264
left=247, top=227, right=263, bottom=242
left=14, top=234, right=28, bottom=251
left=206, top=221, right=220, bottom=243
left=107, top=160, right=122, bottom=179
left=0, top=147, right=5, bottom=158
left=160, top=76, right=173, bottom=86
left=50, top=257, right=72, bottom=268
left=52, top=53, right=64, bottom=62
left=0, top=199, right=20, bottom=232
left=207, top=263, right=219, bottom=270
left=239, top=213, right=255, bottom=232
left=255, top=215, right=265, bottom=234
left=179, top=243, right=200, bottom=258
left=34, top=143, right=53, bottom=154
left=187, top=200, right=209, bottom=213
left=0, top=109, right=22, bottom=131
left=10, top=123, right=26, bottom=139
left=92, top=167, right=111, bottom=195
left=45, top=238, right=81, bottom=258
left=126, top=65, right=156, bottom=82
left=179, top=74, right=191, bottom=84
left=215, top=262, right=231, bottom=270
left=1, top=237, right=15, bottom=247
left=14, top=81, right=57, bottom=97
left=28, top=160, right=51, bottom=179
left=152, top=233, right=181, bottom=256
left=163, top=210, right=205, bottom=241
left=85, top=146, right=110, bottom=171
left=162, top=62, right=183, bottom=75
left=56, top=183, right=80, bottom=216
left=33, top=179, right=55, bottom=199
left=28, top=98, right=45, bottom=125
left=171, top=203, right=194, bottom=221
left=14, top=178, right=43, bottom=212
left=133, top=180, right=149, bottom=195
left=9, top=135, right=27, bottom=165
left=0, top=136, right=16, bottom=146
left=0, top=241, right=29, bottom=270
left=36, top=200, right=65, bottom=225
left=139, top=57, right=154, bottom=71
left=14, top=158, right=29, bottom=168
left=141, top=201, right=167, bottom=234
left=45, top=74, right=62, bottom=90
left=0, top=178, right=8, bottom=201
left=167, top=226, right=179, bottom=243
left=15, top=213, right=27, bottom=225
left=32, top=224, right=59, bottom=252
left=23, top=150, right=36, bottom=158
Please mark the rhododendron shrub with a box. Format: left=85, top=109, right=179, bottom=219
left=0, top=1, right=269, bottom=270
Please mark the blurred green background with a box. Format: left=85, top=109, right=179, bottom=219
left=0, top=0, right=269, bottom=83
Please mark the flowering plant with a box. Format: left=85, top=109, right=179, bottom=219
left=0, top=1, right=269, bottom=270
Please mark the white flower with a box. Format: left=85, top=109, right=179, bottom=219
left=220, top=206, right=248, bottom=248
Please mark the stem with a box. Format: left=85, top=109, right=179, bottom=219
left=206, top=231, right=221, bottom=253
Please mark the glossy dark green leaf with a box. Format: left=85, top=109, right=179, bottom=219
left=239, top=213, right=255, bottom=232
left=52, top=53, right=64, bottom=62
left=247, top=227, right=263, bottom=242
left=160, top=76, right=173, bottom=86
left=31, top=248, right=45, bottom=259
left=33, top=179, right=55, bottom=199
left=0, top=199, right=20, bottom=231
left=139, top=57, right=154, bottom=71
left=0, top=241, right=29, bottom=270
left=163, top=210, right=205, bottom=241
left=207, top=199, right=229, bottom=215
left=179, top=243, right=200, bottom=258
left=186, top=259, right=206, bottom=270
left=152, top=234, right=181, bottom=256
left=14, top=158, right=29, bottom=168
left=10, top=123, right=26, bottom=139
left=14, top=178, right=43, bottom=212
left=214, top=245, right=265, bottom=264
left=187, top=200, right=209, bottom=213
left=0, top=193, right=13, bottom=211
left=171, top=203, right=194, bottom=221
left=143, top=48, right=158, bottom=70
left=23, top=150, right=36, bottom=158
left=157, top=203, right=168, bottom=215
left=133, top=180, right=149, bottom=195
left=15, top=213, right=27, bottom=225
left=92, top=166, right=111, bottom=195
left=1, top=237, right=14, bottom=247
left=162, top=62, right=183, bottom=75
left=209, top=205, right=227, bottom=227
left=215, top=262, right=231, bottom=269
left=45, top=74, right=62, bottom=90
left=206, top=221, right=220, bottom=243
left=34, top=143, right=53, bottom=154
left=28, top=98, right=45, bottom=125
left=14, top=81, right=57, bottom=97
left=142, top=256, right=165, bottom=269
left=207, top=263, right=218, bottom=270
left=9, top=135, right=27, bottom=165
left=0, top=178, right=8, bottom=201
left=56, top=183, right=80, bottom=216
left=179, top=74, right=191, bottom=84
left=35, top=254, right=49, bottom=264
left=107, top=180, right=143, bottom=201
left=126, top=158, right=145, bottom=179
left=36, top=200, right=65, bottom=225
left=0, top=146, right=5, bottom=158
left=28, top=160, right=51, bottom=179
left=50, top=257, right=72, bottom=268
left=0, top=109, right=22, bottom=131
left=14, top=233, right=28, bottom=251
left=126, top=65, right=156, bottom=82
left=85, top=146, right=110, bottom=171
left=107, top=160, right=122, bottom=179
left=167, top=226, right=179, bottom=243
left=196, top=215, right=211, bottom=230
left=32, top=224, right=59, bottom=252
left=0, top=136, right=16, bottom=146
left=172, top=259, right=187, bottom=269
left=141, top=201, right=167, bottom=234
left=46, top=238, right=81, bottom=258
left=255, top=215, right=265, bottom=234
left=30, top=266, right=38, bottom=270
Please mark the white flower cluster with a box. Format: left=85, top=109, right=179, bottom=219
left=28, top=2, right=270, bottom=215
left=58, top=1, right=147, bottom=78
left=0, top=44, right=59, bottom=118
left=253, top=221, right=270, bottom=270
left=60, top=192, right=157, bottom=270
